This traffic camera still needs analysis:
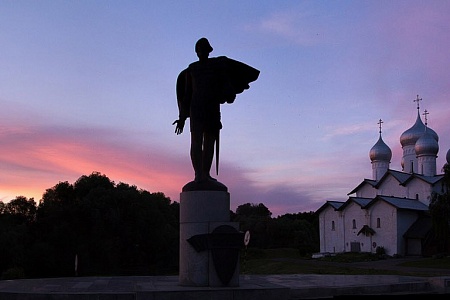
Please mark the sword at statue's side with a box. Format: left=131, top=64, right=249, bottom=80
left=215, top=130, right=219, bottom=176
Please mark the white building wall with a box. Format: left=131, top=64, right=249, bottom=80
left=356, top=184, right=377, bottom=198
left=337, top=210, right=345, bottom=252
left=319, top=206, right=345, bottom=253
left=368, top=201, right=398, bottom=256
left=377, top=175, right=407, bottom=198
left=359, top=210, right=373, bottom=253
left=402, top=145, right=418, bottom=173
left=342, top=202, right=367, bottom=252
left=372, top=161, right=389, bottom=180
left=406, top=177, right=435, bottom=204
left=417, top=155, right=437, bottom=176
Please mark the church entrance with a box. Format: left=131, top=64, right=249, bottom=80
left=350, top=242, right=361, bottom=252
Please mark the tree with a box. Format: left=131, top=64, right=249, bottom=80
left=267, top=212, right=319, bottom=254
left=234, top=203, right=272, bottom=248
left=429, top=163, right=450, bottom=253
left=235, top=203, right=272, bottom=218
left=0, top=196, right=37, bottom=278
left=32, top=172, right=179, bottom=277
left=4, top=196, right=37, bottom=224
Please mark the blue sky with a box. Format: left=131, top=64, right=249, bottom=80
left=1, top=1, right=450, bottom=216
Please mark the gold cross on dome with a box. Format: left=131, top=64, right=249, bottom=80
left=377, top=119, right=383, bottom=134
left=423, top=109, right=429, bottom=126
left=413, top=94, right=422, bottom=110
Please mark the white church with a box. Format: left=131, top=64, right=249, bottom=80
left=316, top=96, right=450, bottom=257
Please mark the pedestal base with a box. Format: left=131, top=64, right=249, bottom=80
left=179, top=190, right=240, bottom=287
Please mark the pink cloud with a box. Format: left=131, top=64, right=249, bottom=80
left=0, top=122, right=327, bottom=216
left=0, top=124, right=190, bottom=202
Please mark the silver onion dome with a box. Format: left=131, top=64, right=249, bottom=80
left=370, top=135, right=392, bottom=162
left=415, top=128, right=439, bottom=156
left=400, top=111, right=438, bottom=147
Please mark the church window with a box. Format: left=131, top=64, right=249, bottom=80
left=331, top=221, right=335, bottom=231
left=376, top=218, right=381, bottom=228
left=352, top=219, right=356, bottom=229
left=416, top=194, right=419, bottom=200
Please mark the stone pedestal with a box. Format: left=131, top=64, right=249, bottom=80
left=179, top=190, right=240, bottom=287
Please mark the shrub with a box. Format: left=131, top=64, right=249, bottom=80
left=376, top=246, right=386, bottom=256
left=1, top=267, right=25, bottom=280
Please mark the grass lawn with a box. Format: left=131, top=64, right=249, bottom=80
left=240, top=248, right=450, bottom=276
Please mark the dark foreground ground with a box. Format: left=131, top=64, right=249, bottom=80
left=0, top=274, right=448, bottom=300
left=0, top=256, right=449, bottom=299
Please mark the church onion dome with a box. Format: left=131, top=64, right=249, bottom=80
left=400, top=111, right=438, bottom=147
left=415, top=128, right=439, bottom=156
left=370, top=135, right=392, bottom=162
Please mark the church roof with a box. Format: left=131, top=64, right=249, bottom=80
left=337, top=197, right=372, bottom=211
left=327, top=201, right=345, bottom=209
left=347, top=170, right=411, bottom=195
left=364, top=195, right=429, bottom=211
left=315, top=200, right=344, bottom=215
left=357, top=224, right=376, bottom=236
left=369, top=134, right=392, bottom=162
left=415, top=128, right=439, bottom=156
left=382, top=169, right=411, bottom=185
left=400, top=109, right=438, bottom=146
left=373, top=169, right=411, bottom=188
left=347, top=179, right=377, bottom=195
left=348, top=169, right=444, bottom=195
left=403, top=173, right=444, bottom=186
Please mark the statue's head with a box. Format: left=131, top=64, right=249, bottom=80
left=195, top=38, right=213, bottom=54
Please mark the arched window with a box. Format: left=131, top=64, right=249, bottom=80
left=331, top=221, right=335, bottom=231
left=352, top=219, right=356, bottom=229
left=376, top=218, right=381, bottom=228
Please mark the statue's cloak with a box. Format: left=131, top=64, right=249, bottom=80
left=176, top=56, right=260, bottom=120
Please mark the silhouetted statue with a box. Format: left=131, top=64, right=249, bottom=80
left=173, top=37, right=259, bottom=191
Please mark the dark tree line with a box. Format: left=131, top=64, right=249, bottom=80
left=429, top=163, right=450, bottom=254
left=0, top=172, right=319, bottom=279
left=232, top=203, right=319, bottom=255
left=0, top=172, right=180, bottom=279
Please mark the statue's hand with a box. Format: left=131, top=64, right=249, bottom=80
left=226, top=94, right=236, bottom=104
left=172, top=119, right=185, bottom=135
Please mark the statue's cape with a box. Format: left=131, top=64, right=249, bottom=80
left=176, top=56, right=259, bottom=118
left=220, top=56, right=260, bottom=97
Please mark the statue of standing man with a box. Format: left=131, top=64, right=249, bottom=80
left=173, top=38, right=259, bottom=191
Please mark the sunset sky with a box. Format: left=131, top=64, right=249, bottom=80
left=1, top=1, right=450, bottom=217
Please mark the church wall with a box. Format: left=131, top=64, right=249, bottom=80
left=402, top=145, right=418, bottom=173
left=406, top=177, right=435, bottom=204
left=319, top=205, right=345, bottom=253
left=367, top=201, right=398, bottom=255
left=359, top=209, right=373, bottom=253
left=372, top=161, right=389, bottom=180
left=356, top=184, right=377, bottom=198
left=377, top=175, right=407, bottom=198
left=342, top=202, right=367, bottom=253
